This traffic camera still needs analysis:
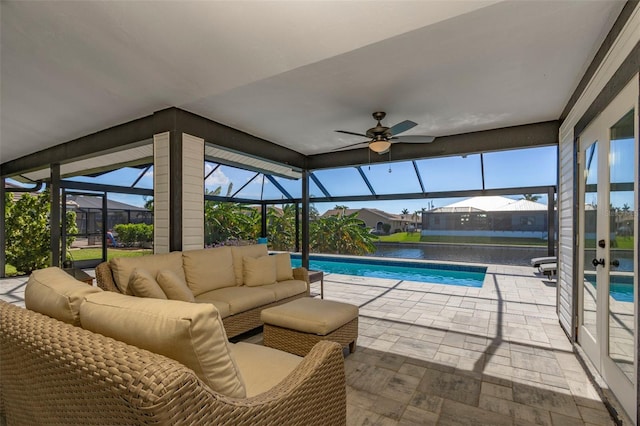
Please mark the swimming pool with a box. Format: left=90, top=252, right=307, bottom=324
left=290, top=255, right=486, bottom=288
left=585, top=274, right=635, bottom=302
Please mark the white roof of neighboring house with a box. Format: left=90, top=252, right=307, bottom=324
left=431, top=196, right=547, bottom=213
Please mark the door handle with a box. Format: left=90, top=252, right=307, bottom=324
left=592, top=258, right=605, bottom=267
left=610, top=259, right=620, bottom=267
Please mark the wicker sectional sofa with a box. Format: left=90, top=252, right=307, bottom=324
left=95, top=244, right=310, bottom=338
left=0, top=267, right=346, bottom=425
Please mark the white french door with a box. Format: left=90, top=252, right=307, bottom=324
left=578, top=76, right=638, bottom=422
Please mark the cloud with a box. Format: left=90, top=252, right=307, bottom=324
left=204, top=165, right=230, bottom=187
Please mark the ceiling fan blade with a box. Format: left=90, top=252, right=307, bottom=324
left=391, top=135, right=436, bottom=143
left=334, top=141, right=369, bottom=151
left=388, top=120, right=417, bottom=136
left=335, top=130, right=368, bottom=138
left=331, top=142, right=369, bottom=152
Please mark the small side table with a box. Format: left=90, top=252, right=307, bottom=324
left=63, top=268, right=94, bottom=286
left=308, top=270, right=324, bottom=299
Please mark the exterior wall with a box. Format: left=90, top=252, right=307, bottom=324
left=153, top=132, right=170, bottom=253
left=181, top=134, right=204, bottom=251
left=558, top=5, right=640, bottom=341
left=352, top=210, right=390, bottom=229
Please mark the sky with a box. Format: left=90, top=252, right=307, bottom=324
left=7, top=144, right=580, bottom=214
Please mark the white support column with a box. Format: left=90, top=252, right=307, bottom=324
left=153, top=132, right=171, bottom=253
left=181, top=133, right=204, bottom=251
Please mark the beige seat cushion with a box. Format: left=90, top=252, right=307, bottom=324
left=231, top=245, right=268, bottom=286
left=110, top=252, right=185, bottom=295
left=243, top=255, right=276, bottom=287
left=80, top=292, right=246, bottom=398
left=128, top=269, right=167, bottom=299
left=25, top=267, right=102, bottom=326
left=261, top=280, right=307, bottom=301
left=273, top=253, right=294, bottom=281
left=261, top=298, right=358, bottom=336
left=156, top=269, right=195, bottom=302
left=193, top=292, right=231, bottom=318
left=230, top=342, right=302, bottom=397
left=200, top=286, right=276, bottom=315
left=183, top=247, right=235, bottom=295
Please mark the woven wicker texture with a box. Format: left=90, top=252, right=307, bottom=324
left=95, top=261, right=311, bottom=339
left=264, top=318, right=358, bottom=357
left=95, top=261, right=121, bottom=293
left=0, top=300, right=346, bottom=425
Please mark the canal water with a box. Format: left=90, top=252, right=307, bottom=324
left=371, top=242, right=550, bottom=266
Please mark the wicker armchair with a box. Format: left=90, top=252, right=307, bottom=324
left=0, top=301, right=346, bottom=425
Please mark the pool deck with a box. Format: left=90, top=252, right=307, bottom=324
left=0, top=264, right=627, bottom=425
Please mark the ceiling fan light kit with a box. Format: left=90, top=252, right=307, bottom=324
left=335, top=111, right=435, bottom=155
left=369, top=137, right=391, bottom=154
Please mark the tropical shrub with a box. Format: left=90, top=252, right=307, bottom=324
left=113, top=223, right=153, bottom=246
left=204, top=185, right=260, bottom=246
left=5, top=190, right=78, bottom=274
left=267, top=204, right=297, bottom=251
left=310, top=212, right=376, bottom=255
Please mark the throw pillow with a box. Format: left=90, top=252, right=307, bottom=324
left=182, top=247, right=236, bottom=295
left=128, top=268, right=167, bottom=299
left=230, top=245, right=268, bottom=286
left=109, top=251, right=185, bottom=295
left=25, top=267, right=102, bottom=326
left=243, top=255, right=277, bottom=287
left=273, top=253, right=294, bottom=281
left=80, top=292, right=246, bottom=398
left=157, top=269, right=195, bottom=302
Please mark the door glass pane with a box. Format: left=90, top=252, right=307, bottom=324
left=66, top=193, right=105, bottom=268
left=608, top=109, right=636, bottom=383
left=582, top=142, right=598, bottom=338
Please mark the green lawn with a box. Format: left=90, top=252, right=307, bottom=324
left=4, top=248, right=153, bottom=277
left=377, top=232, right=422, bottom=242
left=69, top=248, right=153, bottom=261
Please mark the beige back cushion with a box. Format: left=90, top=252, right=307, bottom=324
left=80, top=292, right=246, bottom=398
left=230, top=245, right=268, bottom=286
left=182, top=247, right=235, bottom=296
left=243, top=255, right=277, bottom=287
left=25, top=267, right=102, bottom=326
left=273, top=253, right=294, bottom=281
left=128, top=269, right=167, bottom=300
left=157, top=269, right=195, bottom=302
left=110, top=252, right=185, bottom=295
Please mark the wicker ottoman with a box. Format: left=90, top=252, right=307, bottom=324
left=261, top=298, right=359, bottom=356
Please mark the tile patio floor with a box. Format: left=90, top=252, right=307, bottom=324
left=0, top=264, right=624, bottom=425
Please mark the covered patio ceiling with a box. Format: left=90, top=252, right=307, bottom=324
left=0, top=1, right=626, bottom=178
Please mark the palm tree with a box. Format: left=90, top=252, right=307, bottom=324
left=401, top=208, right=409, bottom=215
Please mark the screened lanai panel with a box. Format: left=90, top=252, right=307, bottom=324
left=230, top=174, right=266, bottom=200
left=265, top=176, right=302, bottom=199
left=415, top=155, right=483, bottom=192
left=483, top=146, right=557, bottom=189
left=204, top=164, right=257, bottom=196
left=312, top=167, right=371, bottom=197
left=361, top=161, right=422, bottom=194
left=67, top=166, right=154, bottom=189
left=309, top=178, right=325, bottom=199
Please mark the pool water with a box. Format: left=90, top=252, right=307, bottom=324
left=290, top=255, right=486, bottom=288
left=586, top=274, right=635, bottom=302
